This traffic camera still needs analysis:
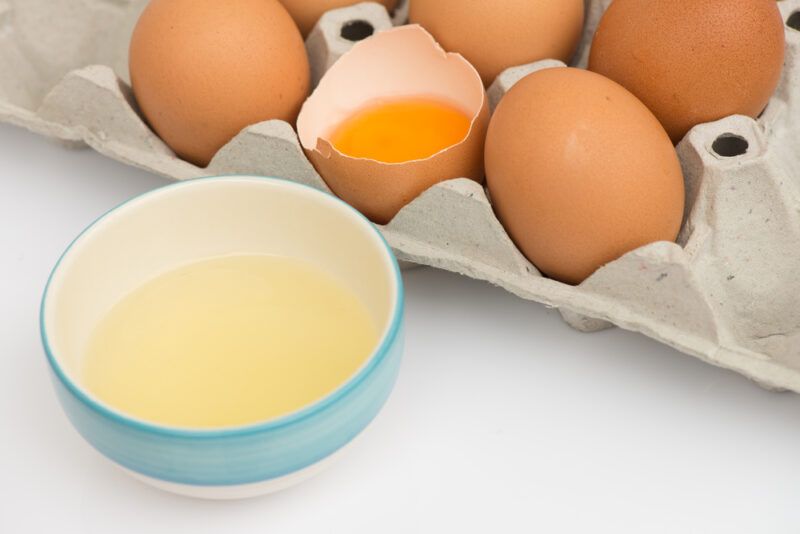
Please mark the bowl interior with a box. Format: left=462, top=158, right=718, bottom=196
left=42, top=176, right=400, bottom=419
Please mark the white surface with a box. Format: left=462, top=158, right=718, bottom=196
left=1, top=122, right=799, bottom=532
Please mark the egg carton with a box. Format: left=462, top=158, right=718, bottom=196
left=2, top=0, right=800, bottom=391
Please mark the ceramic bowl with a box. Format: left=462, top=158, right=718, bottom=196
left=40, top=176, right=404, bottom=499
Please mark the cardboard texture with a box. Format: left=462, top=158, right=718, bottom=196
left=2, top=0, right=799, bottom=391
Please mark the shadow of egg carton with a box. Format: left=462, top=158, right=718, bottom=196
left=1, top=0, right=799, bottom=391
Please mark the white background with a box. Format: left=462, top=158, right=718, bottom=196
left=1, top=122, right=799, bottom=533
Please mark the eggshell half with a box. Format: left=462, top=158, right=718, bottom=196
left=297, top=25, right=489, bottom=225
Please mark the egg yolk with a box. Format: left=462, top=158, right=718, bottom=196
left=330, top=99, right=472, bottom=163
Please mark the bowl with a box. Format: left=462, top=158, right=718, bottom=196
left=40, top=176, right=404, bottom=499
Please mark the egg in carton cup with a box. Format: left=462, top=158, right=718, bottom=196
left=1, top=0, right=800, bottom=391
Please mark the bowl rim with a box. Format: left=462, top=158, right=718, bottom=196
left=40, top=175, right=404, bottom=439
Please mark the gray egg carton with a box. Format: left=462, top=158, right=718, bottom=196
left=2, top=0, right=800, bottom=391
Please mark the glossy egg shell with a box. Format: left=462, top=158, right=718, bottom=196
left=129, top=0, right=310, bottom=167
left=409, top=0, right=585, bottom=86
left=485, top=68, right=686, bottom=285
left=589, top=0, right=785, bottom=143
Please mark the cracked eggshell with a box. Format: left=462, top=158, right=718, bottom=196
left=297, top=25, right=489, bottom=225
left=279, top=0, right=398, bottom=36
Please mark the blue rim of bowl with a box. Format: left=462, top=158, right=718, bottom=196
left=40, top=175, right=404, bottom=439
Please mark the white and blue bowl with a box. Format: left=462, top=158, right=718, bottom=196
left=40, top=176, right=404, bottom=499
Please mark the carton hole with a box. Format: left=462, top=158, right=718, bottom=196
left=712, top=134, right=749, bottom=158
left=341, top=20, right=374, bottom=42
left=787, top=11, right=800, bottom=32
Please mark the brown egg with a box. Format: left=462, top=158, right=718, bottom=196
left=409, top=0, right=585, bottom=86
left=129, top=0, right=310, bottom=167
left=485, top=68, right=685, bottom=285
left=589, top=0, right=785, bottom=143
left=297, top=26, right=488, bottom=225
left=279, top=0, right=398, bottom=36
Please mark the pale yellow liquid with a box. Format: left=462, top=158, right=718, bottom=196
left=82, top=255, right=379, bottom=428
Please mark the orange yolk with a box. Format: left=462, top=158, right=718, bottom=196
left=330, top=99, right=472, bottom=163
